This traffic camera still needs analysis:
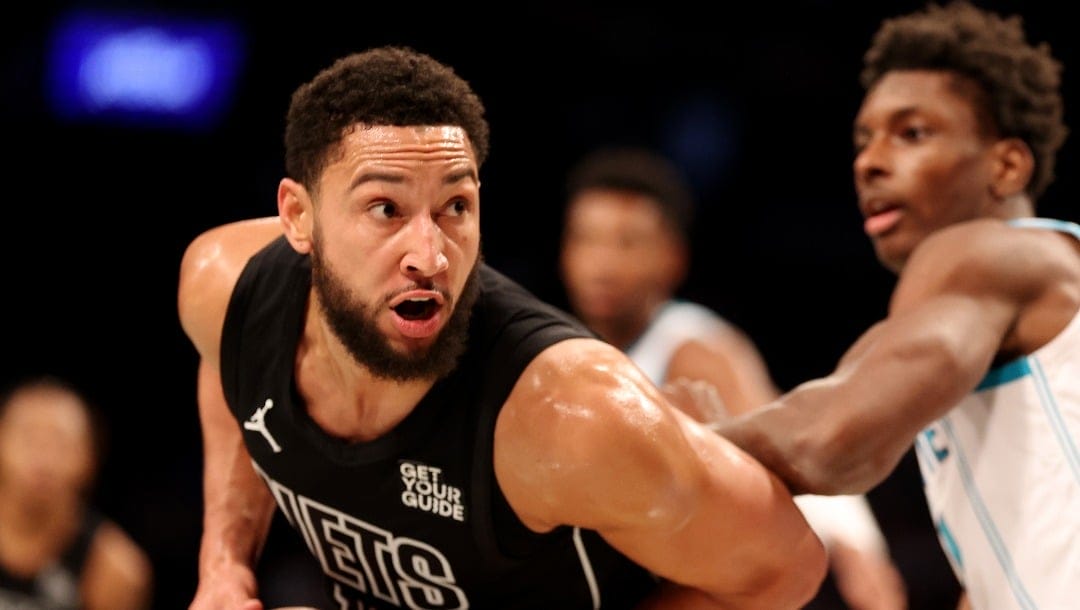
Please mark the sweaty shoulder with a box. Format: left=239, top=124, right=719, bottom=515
left=177, top=216, right=284, bottom=364
left=495, top=337, right=695, bottom=532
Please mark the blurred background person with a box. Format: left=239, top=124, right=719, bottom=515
left=558, top=146, right=908, bottom=610
left=0, top=375, right=153, bottom=610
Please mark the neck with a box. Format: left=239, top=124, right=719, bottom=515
left=297, top=305, right=435, bottom=442
left=995, top=193, right=1036, bottom=220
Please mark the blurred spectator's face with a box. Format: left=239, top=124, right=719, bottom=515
left=0, top=389, right=95, bottom=505
left=560, top=188, right=684, bottom=344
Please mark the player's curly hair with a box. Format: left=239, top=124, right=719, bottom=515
left=284, top=46, right=490, bottom=191
left=860, top=0, right=1068, bottom=199
left=565, top=147, right=696, bottom=243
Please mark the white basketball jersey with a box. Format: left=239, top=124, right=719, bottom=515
left=914, top=218, right=1080, bottom=610
left=624, top=300, right=731, bottom=385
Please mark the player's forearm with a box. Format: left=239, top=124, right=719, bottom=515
left=190, top=482, right=270, bottom=609
left=720, top=318, right=990, bottom=495
left=195, top=359, right=276, bottom=575
left=198, top=413, right=276, bottom=578
left=198, top=458, right=276, bottom=578
left=191, top=360, right=280, bottom=606
left=718, top=383, right=922, bottom=495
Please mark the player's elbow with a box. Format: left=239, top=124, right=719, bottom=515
left=717, top=482, right=829, bottom=608
left=765, top=537, right=828, bottom=609
left=725, top=531, right=828, bottom=610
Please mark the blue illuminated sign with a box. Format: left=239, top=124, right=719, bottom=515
left=47, top=11, right=244, bottom=130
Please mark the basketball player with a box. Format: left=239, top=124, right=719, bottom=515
left=715, top=3, right=1078, bottom=608
left=559, top=146, right=907, bottom=610
left=178, top=46, right=827, bottom=608
left=0, top=375, right=153, bottom=610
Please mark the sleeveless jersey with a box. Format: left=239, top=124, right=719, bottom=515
left=220, top=236, right=658, bottom=610
left=914, top=218, right=1080, bottom=609
left=0, top=510, right=102, bottom=610
left=624, top=300, right=732, bottom=384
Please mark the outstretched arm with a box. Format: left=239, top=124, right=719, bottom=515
left=496, top=338, right=827, bottom=610
left=715, top=223, right=1045, bottom=495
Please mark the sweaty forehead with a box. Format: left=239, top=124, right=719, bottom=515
left=337, top=125, right=476, bottom=169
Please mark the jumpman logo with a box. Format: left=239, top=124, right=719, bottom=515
left=244, top=399, right=282, bottom=453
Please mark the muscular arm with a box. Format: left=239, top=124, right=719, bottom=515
left=716, top=222, right=1054, bottom=495
left=178, top=217, right=285, bottom=609
left=496, top=338, right=827, bottom=609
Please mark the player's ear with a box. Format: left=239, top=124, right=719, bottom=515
left=989, top=137, right=1034, bottom=200
left=278, top=178, right=314, bottom=254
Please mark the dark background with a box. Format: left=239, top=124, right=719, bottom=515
left=4, top=1, right=1077, bottom=608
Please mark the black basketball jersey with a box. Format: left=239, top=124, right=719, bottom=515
left=0, top=510, right=102, bottom=610
left=220, top=236, right=658, bottom=609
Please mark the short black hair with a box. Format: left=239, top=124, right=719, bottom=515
left=284, top=46, right=490, bottom=191
left=565, top=147, right=696, bottom=243
left=860, top=0, right=1068, bottom=199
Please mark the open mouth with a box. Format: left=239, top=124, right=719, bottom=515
left=864, top=206, right=903, bottom=236
left=392, top=298, right=440, bottom=321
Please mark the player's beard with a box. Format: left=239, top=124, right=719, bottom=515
left=310, top=241, right=481, bottom=382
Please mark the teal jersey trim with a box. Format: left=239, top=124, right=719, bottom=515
left=975, top=357, right=1031, bottom=391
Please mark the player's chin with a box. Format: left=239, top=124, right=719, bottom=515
left=871, top=236, right=914, bottom=273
